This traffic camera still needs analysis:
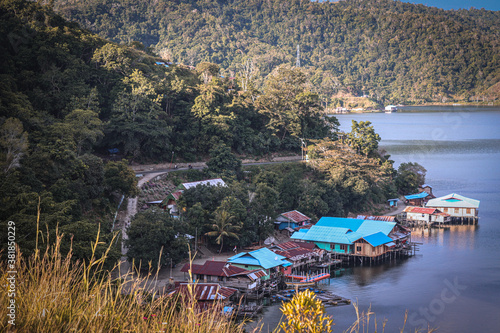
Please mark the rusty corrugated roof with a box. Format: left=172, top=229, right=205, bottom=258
left=172, top=283, right=237, bottom=301
left=171, top=191, right=183, bottom=200
left=276, top=241, right=316, bottom=250
left=180, top=263, right=203, bottom=273
left=357, top=215, right=395, bottom=222
left=281, top=210, right=311, bottom=223
left=245, top=269, right=267, bottom=281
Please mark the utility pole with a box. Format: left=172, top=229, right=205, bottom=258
left=296, top=44, right=300, bottom=68
left=300, top=138, right=306, bottom=160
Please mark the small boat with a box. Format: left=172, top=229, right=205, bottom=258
left=301, top=273, right=330, bottom=283
left=385, top=105, right=398, bottom=113
left=285, top=280, right=317, bottom=288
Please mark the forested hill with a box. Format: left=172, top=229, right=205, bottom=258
left=0, top=0, right=336, bottom=260
left=53, top=0, right=500, bottom=104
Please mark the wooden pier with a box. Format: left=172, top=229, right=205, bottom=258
left=273, top=288, right=350, bottom=307
left=332, top=242, right=417, bottom=266
left=315, top=291, right=351, bottom=307
left=234, top=304, right=263, bottom=318
left=400, top=216, right=478, bottom=228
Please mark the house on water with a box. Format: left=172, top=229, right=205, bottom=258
left=291, top=217, right=412, bottom=265
left=268, top=241, right=325, bottom=275
left=425, top=193, right=480, bottom=224
left=161, top=178, right=226, bottom=217
left=227, top=248, right=291, bottom=280
left=274, top=210, right=312, bottom=231
left=403, top=206, right=451, bottom=226
left=385, top=105, right=398, bottom=113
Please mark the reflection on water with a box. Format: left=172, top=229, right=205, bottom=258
left=412, top=225, right=478, bottom=251
left=398, top=105, right=500, bottom=113
left=254, top=109, right=500, bottom=333
left=382, top=139, right=500, bottom=155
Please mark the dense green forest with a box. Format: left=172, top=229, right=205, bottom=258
left=0, top=0, right=333, bottom=263
left=0, top=0, right=427, bottom=268
left=52, top=0, right=500, bottom=104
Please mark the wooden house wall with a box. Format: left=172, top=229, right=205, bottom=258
left=439, top=207, right=478, bottom=218
left=408, top=198, right=424, bottom=206
left=353, top=240, right=387, bottom=257
left=406, top=212, right=431, bottom=223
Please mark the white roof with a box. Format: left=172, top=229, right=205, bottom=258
left=182, top=178, right=226, bottom=189
left=426, top=193, right=480, bottom=209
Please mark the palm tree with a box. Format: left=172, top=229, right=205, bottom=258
left=205, top=209, right=242, bottom=253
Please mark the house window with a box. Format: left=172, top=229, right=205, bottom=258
left=340, top=244, right=348, bottom=251
left=466, top=208, right=471, bottom=214
left=455, top=208, right=459, bottom=213
left=356, top=246, right=362, bottom=252
left=443, top=208, right=447, bottom=213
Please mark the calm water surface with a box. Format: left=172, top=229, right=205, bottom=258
left=253, top=107, right=500, bottom=333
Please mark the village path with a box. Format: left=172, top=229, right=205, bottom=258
left=115, top=172, right=165, bottom=278
left=385, top=200, right=407, bottom=216
left=113, top=157, right=301, bottom=292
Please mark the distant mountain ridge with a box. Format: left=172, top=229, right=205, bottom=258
left=53, top=0, right=500, bottom=104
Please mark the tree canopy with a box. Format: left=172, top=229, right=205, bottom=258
left=53, top=0, right=500, bottom=104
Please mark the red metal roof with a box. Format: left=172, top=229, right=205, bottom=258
left=273, top=248, right=313, bottom=259
left=180, top=263, right=202, bottom=273
left=281, top=210, right=311, bottom=223
left=180, top=261, right=247, bottom=277
left=404, top=206, right=437, bottom=214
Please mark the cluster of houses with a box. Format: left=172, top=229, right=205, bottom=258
left=161, top=178, right=479, bottom=312
left=402, top=185, right=480, bottom=226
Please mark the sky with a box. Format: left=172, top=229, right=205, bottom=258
left=397, top=1, right=499, bottom=11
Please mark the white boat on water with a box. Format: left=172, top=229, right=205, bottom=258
left=385, top=105, right=398, bottom=113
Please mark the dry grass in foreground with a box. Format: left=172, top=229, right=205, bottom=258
left=0, top=232, right=247, bottom=333
left=0, top=228, right=435, bottom=333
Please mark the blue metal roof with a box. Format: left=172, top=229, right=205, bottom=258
left=291, top=226, right=362, bottom=245
left=404, top=192, right=429, bottom=200
left=228, top=248, right=289, bottom=269
left=316, top=217, right=395, bottom=236
left=291, top=217, right=396, bottom=247
left=316, top=217, right=364, bottom=229
left=356, top=221, right=396, bottom=236
left=362, top=232, right=393, bottom=247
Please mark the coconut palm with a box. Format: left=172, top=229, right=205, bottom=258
left=205, top=209, right=242, bottom=253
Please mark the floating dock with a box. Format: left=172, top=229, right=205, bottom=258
left=273, top=287, right=350, bottom=307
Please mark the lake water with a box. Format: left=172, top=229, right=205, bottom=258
left=252, top=106, right=500, bottom=333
